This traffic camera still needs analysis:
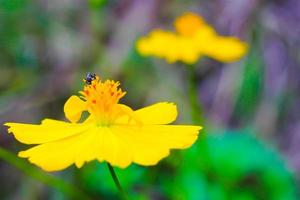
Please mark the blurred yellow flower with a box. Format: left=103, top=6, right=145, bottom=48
left=136, top=12, right=248, bottom=64
left=5, top=75, right=202, bottom=172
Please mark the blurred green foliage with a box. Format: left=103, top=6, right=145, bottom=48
left=88, top=0, right=107, bottom=9
left=234, top=48, right=263, bottom=120
left=0, top=146, right=90, bottom=200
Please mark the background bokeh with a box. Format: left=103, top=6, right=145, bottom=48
left=0, top=0, right=299, bottom=199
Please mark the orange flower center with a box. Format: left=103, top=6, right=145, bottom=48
left=174, top=12, right=205, bottom=36
left=80, top=76, right=127, bottom=126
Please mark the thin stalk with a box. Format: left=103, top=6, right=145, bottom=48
left=186, top=64, right=211, bottom=173
left=106, top=163, right=127, bottom=200
left=187, top=64, right=204, bottom=125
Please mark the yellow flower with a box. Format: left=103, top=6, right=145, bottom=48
left=136, top=12, right=248, bottom=64
left=4, top=75, right=202, bottom=172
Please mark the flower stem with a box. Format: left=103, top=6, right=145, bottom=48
left=187, top=64, right=204, bottom=124
left=186, top=64, right=212, bottom=173
left=106, top=163, right=127, bottom=200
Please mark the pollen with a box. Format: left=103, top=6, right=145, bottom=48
left=81, top=76, right=125, bottom=106
left=79, top=76, right=126, bottom=125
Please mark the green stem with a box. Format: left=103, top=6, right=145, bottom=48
left=187, top=64, right=204, bottom=125
left=186, top=64, right=211, bottom=173
left=107, top=163, right=127, bottom=200
left=0, top=146, right=90, bottom=200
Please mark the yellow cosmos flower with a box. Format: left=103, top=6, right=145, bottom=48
left=136, top=12, right=248, bottom=64
left=4, top=75, right=202, bottom=172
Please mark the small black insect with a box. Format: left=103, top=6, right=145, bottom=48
left=84, top=72, right=97, bottom=85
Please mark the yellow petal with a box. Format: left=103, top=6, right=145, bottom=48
left=136, top=38, right=151, bottom=55
left=193, top=25, right=216, bottom=42
left=94, top=127, right=132, bottom=168
left=111, top=125, right=201, bottom=166
left=16, top=124, right=201, bottom=171
left=204, top=36, right=248, bottom=62
left=135, top=102, right=178, bottom=124
left=4, top=119, right=90, bottom=144
left=115, top=102, right=178, bottom=125
left=18, top=127, right=96, bottom=171
left=136, top=30, right=189, bottom=63
left=64, top=95, right=86, bottom=123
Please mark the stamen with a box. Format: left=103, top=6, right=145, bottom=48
left=79, top=75, right=127, bottom=126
